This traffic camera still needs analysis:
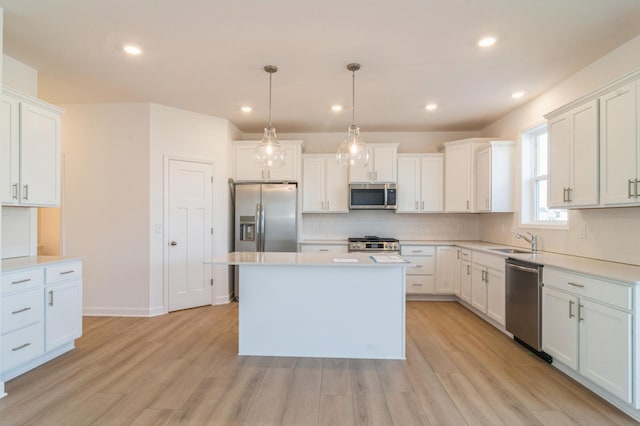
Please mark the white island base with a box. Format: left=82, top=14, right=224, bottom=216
left=216, top=252, right=407, bottom=360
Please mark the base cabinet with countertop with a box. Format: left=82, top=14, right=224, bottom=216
left=542, top=266, right=633, bottom=406
left=470, top=251, right=506, bottom=326
left=1, top=258, right=83, bottom=381
left=402, top=245, right=436, bottom=295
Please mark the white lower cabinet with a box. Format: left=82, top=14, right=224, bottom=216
left=470, top=251, right=506, bottom=326
left=542, top=267, right=632, bottom=405
left=402, top=245, right=435, bottom=295
left=435, top=246, right=456, bottom=294
left=460, top=257, right=472, bottom=304
left=1, top=259, right=83, bottom=381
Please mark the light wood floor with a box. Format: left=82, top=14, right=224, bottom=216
left=0, top=301, right=636, bottom=425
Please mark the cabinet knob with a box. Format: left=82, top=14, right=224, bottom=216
left=170, top=241, right=178, bottom=246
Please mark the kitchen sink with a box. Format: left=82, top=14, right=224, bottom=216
left=488, top=248, right=532, bottom=254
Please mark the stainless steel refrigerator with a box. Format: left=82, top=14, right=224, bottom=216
left=232, top=182, right=298, bottom=298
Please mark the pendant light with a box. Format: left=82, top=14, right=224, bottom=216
left=255, top=65, right=286, bottom=168
left=337, top=63, right=369, bottom=167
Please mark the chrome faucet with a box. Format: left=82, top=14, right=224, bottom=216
left=516, top=232, right=537, bottom=252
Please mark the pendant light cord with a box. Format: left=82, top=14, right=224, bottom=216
left=351, top=70, right=355, bottom=126
left=268, top=70, right=273, bottom=128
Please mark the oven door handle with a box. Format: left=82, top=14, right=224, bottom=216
left=506, top=263, right=539, bottom=274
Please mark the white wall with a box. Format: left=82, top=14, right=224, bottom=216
left=149, top=103, right=234, bottom=309
left=61, top=103, right=152, bottom=315
left=480, top=34, right=640, bottom=266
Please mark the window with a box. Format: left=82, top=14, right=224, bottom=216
left=521, top=124, right=567, bottom=225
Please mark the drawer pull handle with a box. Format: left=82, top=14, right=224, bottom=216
left=60, top=270, right=75, bottom=275
left=319, top=249, right=329, bottom=252
left=568, top=282, right=584, bottom=288
left=415, top=265, right=423, bottom=268
left=412, top=283, right=423, bottom=287
left=12, top=342, right=32, bottom=352
left=411, top=250, right=423, bottom=253
left=12, top=278, right=32, bottom=285
left=12, top=307, right=32, bottom=315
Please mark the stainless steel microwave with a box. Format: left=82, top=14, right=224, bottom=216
left=349, top=183, right=397, bottom=210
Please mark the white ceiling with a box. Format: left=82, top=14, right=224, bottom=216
left=2, top=0, right=640, bottom=133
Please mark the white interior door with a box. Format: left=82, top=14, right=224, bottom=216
left=168, top=159, right=213, bottom=312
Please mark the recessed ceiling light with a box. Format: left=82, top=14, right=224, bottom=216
left=425, top=103, right=438, bottom=111
left=331, top=105, right=343, bottom=112
left=123, top=45, right=143, bottom=55
left=511, top=91, right=526, bottom=99
left=241, top=106, right=252, bottom=113
left=478, top=36, right=497, bottom=47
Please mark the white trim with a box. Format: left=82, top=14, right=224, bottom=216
left=216, top=294, right=233, bottom=304
left=82, top=306, right=166, bottom=317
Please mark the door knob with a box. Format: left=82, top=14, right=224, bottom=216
left=170, top=241, right=177, bottom=246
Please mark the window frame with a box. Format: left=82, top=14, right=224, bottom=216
left=520, top=123, right=568, bottom=229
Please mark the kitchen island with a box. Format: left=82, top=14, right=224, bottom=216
left=210, top=252, right=409, bottom=359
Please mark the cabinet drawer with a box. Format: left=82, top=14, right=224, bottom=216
left=299, top=244, right=348, bottom=253
left=46, top=261, right=82, bottom=284
left=2, top=268, right=44, bottom=294
left=401, top=245, right=436, bottom=256
left=1, top=322, right=45, bottom=373
left=404, top=256, right=435, bottom=275
left=407, top=275, right=435, bottom=294
left=459, top=248, right=471, bottom=261
left=544, top=267, right=631, bottom=311
left=2, top=288, right=44, bottom=335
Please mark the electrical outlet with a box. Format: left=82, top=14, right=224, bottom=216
left=578, top=225, right=587, bottom=239
left=154, top=224, right=162, bottom=234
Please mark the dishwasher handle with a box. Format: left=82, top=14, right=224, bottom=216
left=506, top=263, right=540, bottom=274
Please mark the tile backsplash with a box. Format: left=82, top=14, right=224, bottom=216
left=301, top=211, right=480, bottom=241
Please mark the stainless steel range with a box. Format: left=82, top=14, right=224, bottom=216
left=348, top=236, right=400, bottom=253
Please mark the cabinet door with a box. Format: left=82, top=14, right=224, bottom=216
left=471, top=264, right=487, bottom=313
left=372, top=146, right=397, bottom=182
left=268, top=144, right=298, bottom=181
left=421, top=156, right=443, bottom=212
left=435, top=246, right=455, bottom=294
left=302, top=157, right=325, bottom=212
left=542, top=287, right=578, bottom=369
left=460, top=261, right=472, bottom=303
left=571, top=100, right=599, bottom=206
left=548, top=113, right=571, bottom=208
left=600, top=82, right=637, bottom=205
left=397, top=157, right=419, bottom=212
left=234, top=145, right=264, bottom=181
left=45, top=280, right=82, bottom=351
left=453, top=249, right=462, bottom=296
left=19, top=102, right=60, bottom=206
left=1, top=96, right=20, bottom=205
left=325, top=159, right=349, bottom=212
left=475, top=147, right=491, bottom=211
left=486, top=268, right=505, bottom=325
left=445, top=144, right=471, bottom=212
left=348, top=162, right=371, bottom=183
left=579, top=299, right=632, bottom=403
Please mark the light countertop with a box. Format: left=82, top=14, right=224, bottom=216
left=302, top=239, right=640, bottom=284
left=210, top=251, right=410, bottom=267
left=2, top=256, right=84, bottom=273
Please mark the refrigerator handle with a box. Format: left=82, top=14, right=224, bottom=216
left=255, top=203, right=262, bottom=252
left=260, top=204, right=266, bottom=252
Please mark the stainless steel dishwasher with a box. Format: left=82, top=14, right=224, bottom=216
left=505, top=258, right=552, bottom=362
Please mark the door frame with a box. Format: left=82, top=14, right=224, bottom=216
left=163, top=155, right=215, bottom=314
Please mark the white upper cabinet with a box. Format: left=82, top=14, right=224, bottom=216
left=1, top=88, right=62, bottom=207
left=444, top=138, right=488, bottom=212
left=232, top=140, right=303, bottom=182
left=397, top=154, right=443, bottom=213
left=547, top=99, right=599, bottom=208
left=475, top=141, right=515, bottom=212
left=302, top=154, right=348, bottom=213
left=349, top=143, right=398, bottom=183
left=599, top=81, right=639, bottom=206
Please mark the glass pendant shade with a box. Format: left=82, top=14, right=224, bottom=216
left=337, top=125, right=369, bottom=166
left=254, top=65, right=286, bottom=169
left=255, top=126, right=286, bottom=168
left=337, top=62, right=369, bottom=167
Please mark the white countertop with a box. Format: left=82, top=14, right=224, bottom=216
left=301, top=239, right=640, bottom=284
left=2, top=256, right=84, bottom=273
left=210, top=251, right=409, bottom=267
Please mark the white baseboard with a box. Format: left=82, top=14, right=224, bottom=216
left=83, top=306, right=166, bottom=317
left=216, top=294, right=233, bottom=304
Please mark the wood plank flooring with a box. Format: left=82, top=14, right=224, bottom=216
left=0, top=301, right=636, bottom=425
